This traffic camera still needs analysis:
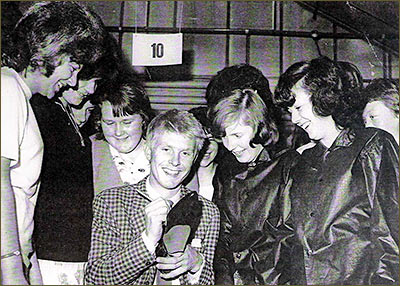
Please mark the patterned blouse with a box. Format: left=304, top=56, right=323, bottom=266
left=109, top=144, right=150, bottom=185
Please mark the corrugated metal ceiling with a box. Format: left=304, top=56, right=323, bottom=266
left=296, top=1, right=399, bottom=56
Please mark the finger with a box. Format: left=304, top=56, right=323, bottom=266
left=147, top=214, right=168, bottom=224
left=160, top=266, right=188, bottom=280
left=162, top=198, right=174, bottom=212
left=146, top=199, right=173, bottom=215
left=156, top=259, right=183, bottom=270
left=145, top=207, right=169, bottom=217
left=156, top=254, right=183, bottom=264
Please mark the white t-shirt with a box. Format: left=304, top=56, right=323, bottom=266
left=1, top=67, right=44, bottom=258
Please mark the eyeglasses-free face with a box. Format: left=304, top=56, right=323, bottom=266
left=101, top=101, right=144, bottom=154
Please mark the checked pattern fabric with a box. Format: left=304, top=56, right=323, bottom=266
left=85, top=177, right=220, bottom=285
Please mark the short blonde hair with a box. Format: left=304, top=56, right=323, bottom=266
left=146, top=109, right=206, bottom=155
left=209, top=88, right=279, bottom=147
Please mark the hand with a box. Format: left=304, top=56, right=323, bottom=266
left=156, top=245, right=203, bottom=280
left=144, top=198, right=171, bottom=246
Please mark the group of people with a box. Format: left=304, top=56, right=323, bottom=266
left=1, top=1, right=398, bottom=285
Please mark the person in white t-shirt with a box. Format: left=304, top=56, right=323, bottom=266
left=1, top=2, right=107, bottom=284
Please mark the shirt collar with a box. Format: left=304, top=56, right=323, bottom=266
left=109, top=140, right=149, bottom=166
left=145, top=176, right=190, bottom=206
left=247, top=148, right=271, bottom=169
left=301, top=128, right=356, bottom=168
left=256, top=148, right=271, bottom=163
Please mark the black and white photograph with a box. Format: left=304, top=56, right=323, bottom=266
left=1, top=1, right=398, bottom=285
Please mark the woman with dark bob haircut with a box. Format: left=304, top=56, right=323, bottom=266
left=209, top=88, right=298, bottom=285
left=91, top=76, right=155, bottom=194
left=275, top=56, right=365, bottom=131
left=274, top=56, right=399, bottom=285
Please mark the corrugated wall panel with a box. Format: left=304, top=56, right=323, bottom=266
left=144, top=80, right=208, bottom=111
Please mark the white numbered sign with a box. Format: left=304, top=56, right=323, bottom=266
left=132, top=33, right=183, bottom=66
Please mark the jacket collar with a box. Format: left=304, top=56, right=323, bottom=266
left=310, top=128, right=356, bottom=155
left=136, top=176, right=192, bottom=201
left=329, top=128, right=356, bottom=149
left=302, top=128, right=356, bottom=169
left=235, top=148, right=271, bottom=180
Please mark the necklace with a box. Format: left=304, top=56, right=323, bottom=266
left=55, top=100, right=85, bottom=147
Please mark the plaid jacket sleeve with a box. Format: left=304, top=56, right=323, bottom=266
left=183, top=196, right=220, bottom=285
left=85, top=186, right=156, bottom=285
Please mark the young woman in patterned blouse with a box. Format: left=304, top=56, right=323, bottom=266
left=91, top=76, right=155, bottom=195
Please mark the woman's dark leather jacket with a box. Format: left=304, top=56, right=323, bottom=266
left=288, top=127, right=399, bottom=285
left=214, top=148, right=299, bottom=284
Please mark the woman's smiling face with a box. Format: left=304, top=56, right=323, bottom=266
left=222, top=120, right=263, bottom=163
left=288, top=80, right=335, bottom=144
left=101, top=101, right=144, bottom=154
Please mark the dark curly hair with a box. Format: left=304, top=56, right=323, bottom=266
left=77, top=34, right=120, bottom=82
left=274, top=56, right=364, bottom=129
left=3, top=1, right=107, bottom=77
left=206, top=64, right=274, bottom=108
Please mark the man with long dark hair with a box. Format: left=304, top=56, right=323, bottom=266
left=1, top=2, right=107, bottom=284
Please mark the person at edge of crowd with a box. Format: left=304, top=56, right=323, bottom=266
left=31, top=36, right=120, bottom=285
left=206, top=63, right=310, bottom=154
left=295, top=60, right=366, bottom=154
left=362, top=78, right=399, bottom=145
left=90, top=76, right=156, bottom=195
left=186, top=106, right=223, bottom=203
left=85, top=109, right=220, bottom=285
left=274, top=56, right=399, bottom=285
left=0, top=1, right=106, bottom=284
left=209, top=88, right=299, bottom=285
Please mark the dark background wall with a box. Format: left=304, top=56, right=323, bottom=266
left=3, top=1, right=398, bottom=111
